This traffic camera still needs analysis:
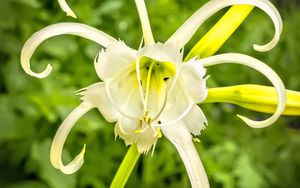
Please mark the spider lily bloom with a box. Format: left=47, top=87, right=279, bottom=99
left=20, top=0, right=286, bottom=187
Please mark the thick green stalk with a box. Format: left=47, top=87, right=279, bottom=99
left=110, top=144, right=140, bottom=188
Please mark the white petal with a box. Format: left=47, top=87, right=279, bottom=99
left=105, top=66, right=144, bottom=119
left=161, top=125, right=209, bottom=188
left=135, top=130, right=158, bottom=154
left=114, top=117, right=139, bottom=145
left=21, top=23, right=117, bottom=78
left=200, top=53, right=286, bottom=128
left=134, top=0, right=155, bottom=44
left=114, top=117, right=158, bottom=154
left=118, top=116, right=140, bottom=133
left=77, top=82, right=120, bottom=123
left=156, top=78, right=194, bottom=126
left=50, top=102, right=92, bottom=174
left=58, top=0, right=77, bottom=18
left=96, top=42, right=144, bottom=119
left=166, top=0, right=282, bottom=52
left=182, top=105, right=207, bottom=136
left=94, top=41, right=136, bottom=81
left=137, top=43, right=182, bottom=65
left=180, top=58, right=208, bottom=103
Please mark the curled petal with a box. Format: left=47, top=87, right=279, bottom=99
left=134, top=0, right=155, bottom=45
left=58, top=0, right=77, bottom=18
left=50, top=102, right=92, bottom=174
left=166, top=0, right=282, bottom=52
left=21, top=23, right=117, bottom=78
left=200, top=53, right=286, bottom=128
left=161, top=125, right=209, bottom=188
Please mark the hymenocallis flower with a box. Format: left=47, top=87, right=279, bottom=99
left=20, top=0, right=286, bottom=187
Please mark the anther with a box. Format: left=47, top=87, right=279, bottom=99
left=147, top=118, right=152, bottom=124
left=145, top=111, right=149, bottom=117
left=163, top=77, right=169, bottom=81
left=139, top=119, right=143, bottom=128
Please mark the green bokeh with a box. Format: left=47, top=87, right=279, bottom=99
left=0, top=0, right=300, bottom=187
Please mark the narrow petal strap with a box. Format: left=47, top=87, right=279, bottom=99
left=134, top=0, right=155, bottom=44
left=21, top=22, right=117, bottom=78
left=162, top=125, right=209, bottom=188
left=166, top=0, right=282, bottom=52
left=200, top=53, right=286, bottom=128
left=50, top=102, right=93, bottom=174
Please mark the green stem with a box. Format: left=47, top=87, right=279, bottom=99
left=110, top=144, right=140, bottom=188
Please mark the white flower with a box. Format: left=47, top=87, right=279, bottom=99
left=20, top=0, right=286, bottom=187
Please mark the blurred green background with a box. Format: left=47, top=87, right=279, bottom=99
left=1, top=0, right=300, bottom=187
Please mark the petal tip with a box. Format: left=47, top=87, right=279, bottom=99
left=58, top=0, right=77, bottom=19
left=236, top=114, right=255, bottom=128
left=253, top=44, right=272, bottom=52
left=236, top=114, right=271, bottom=129
left=60, top=144, right=86, bottom=175
left=66, top=11, right=77, bottom=19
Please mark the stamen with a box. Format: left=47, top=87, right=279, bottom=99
left=144, top=61, right=155, bottom=110
left=143, top=110, right=149, bottom=122
left=135, top=58, right=147, bottom=108
left=152, top=88, right=168, bottom=121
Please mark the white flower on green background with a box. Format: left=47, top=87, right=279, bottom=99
left=20, top=0, right=286, bottom=187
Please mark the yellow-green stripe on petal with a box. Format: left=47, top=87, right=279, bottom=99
left=204, top=85, right=300, bottom=116
left=185, top=5, right=254, bottom=60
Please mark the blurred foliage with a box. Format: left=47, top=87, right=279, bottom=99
left=0, top=0, right=300, bottom=187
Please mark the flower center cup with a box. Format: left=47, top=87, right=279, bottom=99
left=138, top=56, right=176, bottom=122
